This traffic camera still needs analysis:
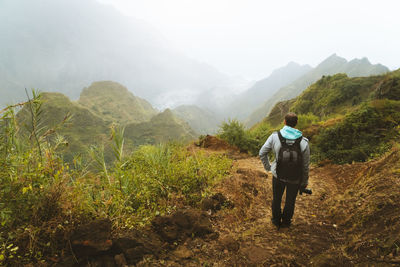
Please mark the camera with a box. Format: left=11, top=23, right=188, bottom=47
left=300, top=188, right=312, bottom=195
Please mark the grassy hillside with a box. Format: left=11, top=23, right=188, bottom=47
left=78, top=81, right=158, bottom=124
left=312, top=99, right=400, bottom=163
left=292, top=74, right=382, bottom=117
left=17, top=90, right=198, bottom=162
left=245, top=54, right=389, bottom=127
left=222, top=69, right=400, bottom=163
left=263, top=69, right=400, bottom=125
left=125, top=109, right=197, bottom=147
left=17, top=92, right=110, bottom=162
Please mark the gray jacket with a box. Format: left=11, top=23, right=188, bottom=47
left=259, top=131, right=310, bottom=186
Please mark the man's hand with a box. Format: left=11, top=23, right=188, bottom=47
left=299, top=184, right=307, bottom=195
left=299, top=184, right=312, bottom=195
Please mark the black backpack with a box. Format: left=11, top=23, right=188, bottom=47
left=276, top=131, right=303, bottom=181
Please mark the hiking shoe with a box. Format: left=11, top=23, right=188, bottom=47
left=271, top=218, right=280, bottom=228
left=280, top=220, right=291, bottom=228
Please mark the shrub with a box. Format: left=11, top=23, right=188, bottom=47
left=74, top=142, right=232, bottom=227
left=312, top=99, right=400, bottom=163
left=217, top=119, right=259, bottom=155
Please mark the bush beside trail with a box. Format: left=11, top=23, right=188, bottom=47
left=312, top=99, right=400, bottom=163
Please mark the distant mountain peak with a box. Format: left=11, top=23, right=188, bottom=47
left=286, top=61, right=301, bottom=67
left=349, top=57, right=371, bottom=64
left=269, top=61, right=312, bottom=77
left=81, top=81, right=130, bottom=96
left=78, top=81, right=157, bottom=124
left=318, top=53, right=347, bottom=67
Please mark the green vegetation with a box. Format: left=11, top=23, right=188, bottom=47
left=245, top=54, right=389, bottom=127
left=124, top=109, right=197, bottom=147
left=17, top=92, right=110, bottom=163
left=16, top=89, right=197, bottom=163
left=312, top=100, right=400, bottom=163
left=217, top=113, right=321, bottom=157
left=78, top=81, right=157, bottom=124
left=245, top=68, right=400, bottom=164
left=263, top=99, right=294, bottom=126
left=291, top=73, right=382, bottom=117
left=0, top=93, right=231, bottom=265
left=217, top=119, right=260, bottom=155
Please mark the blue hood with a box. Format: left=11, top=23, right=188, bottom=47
left=280, top=125, right=302, bottom=139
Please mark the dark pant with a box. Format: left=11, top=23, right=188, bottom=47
left=272, top=176, right=299, bottom=224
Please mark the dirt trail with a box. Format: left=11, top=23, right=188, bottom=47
left=139, top=154, right=361, bottom=266
left=65, top=141, right=388, bottom=266
left=194, top=157, right=347, bottom=266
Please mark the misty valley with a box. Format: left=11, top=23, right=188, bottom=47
left=1, top=0, right=400, bottom=266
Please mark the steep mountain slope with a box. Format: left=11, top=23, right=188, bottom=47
left=226, top=62, right=312, bottom=120
left=0, top=0, right=230, bottom=107
left=17, top=92, right=110, bottom=162
left=124, top=109, right=197, bottom=147
left=78, top=81, right=157, bottom=124
left=172, top=105, right=220, bottom=135
left=251, top=69, right=400, bottom=164
left=16, top=90, right=197, bottom=161
left=263, top=69, right=400, bottom=126
left=245, top=54, right=389, bottom=127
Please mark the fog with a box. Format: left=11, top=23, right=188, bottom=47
left=0, top=0, right=241, bottom=109
left=1, top=0, right=399, bottom=114
left=98, top=0, right=400, bottom=80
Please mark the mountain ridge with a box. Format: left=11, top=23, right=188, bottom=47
left=225, top=62, right=312, bottom=120
left=245, top=54, right=389, bottom=127
left=16, top=85, right=198, bottom=162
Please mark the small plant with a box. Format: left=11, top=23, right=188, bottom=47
left=217, top=119, right=259, bottom=155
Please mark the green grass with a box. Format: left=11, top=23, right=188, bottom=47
left=78, top=81, right=157, bottom=124
left=0, top=95, right=232, bottom=265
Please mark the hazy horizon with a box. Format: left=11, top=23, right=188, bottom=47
left=98, top=0, right=400, bottom=80
left=0, top=0, right=397, bottom=112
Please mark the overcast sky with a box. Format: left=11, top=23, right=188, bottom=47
left=97, top=0, right=400, bottom=80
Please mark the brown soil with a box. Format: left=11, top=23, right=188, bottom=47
left=192, top=135, right=248, bottom=160
left=59, top=145, right=400, bottom=266
left=197, top=135, right=236, bottom=151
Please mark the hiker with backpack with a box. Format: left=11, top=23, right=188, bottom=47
left=259, top=112, right=310, bottom=228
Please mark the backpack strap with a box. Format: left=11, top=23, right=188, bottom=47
left=294, top=136, right=303, bottom=145
left=277, top=131, right=286, bottom=145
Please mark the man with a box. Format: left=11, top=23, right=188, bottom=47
left=259, top=112, right=310, bottom=228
